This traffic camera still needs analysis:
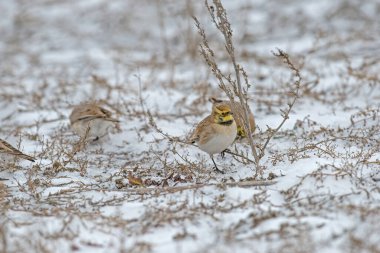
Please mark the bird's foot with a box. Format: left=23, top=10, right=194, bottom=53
left=214, top=166, right=225, bottom=174
left=221, top=149, right=231, bottom=159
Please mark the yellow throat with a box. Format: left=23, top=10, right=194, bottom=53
left=213, top=105, right=234, bottom=125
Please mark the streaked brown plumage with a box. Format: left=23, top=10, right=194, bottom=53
left=0, top=138, right=35, bottom=162
left=70, top=103, right=119, bottom=142
left=209, top=97, right=256, bottom=139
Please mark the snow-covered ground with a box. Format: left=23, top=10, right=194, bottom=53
left=1, top=0, right=379, bottom=252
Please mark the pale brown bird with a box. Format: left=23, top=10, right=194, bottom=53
left=190, top=104, right=237, bottom=173
left=69, top=103, right=119, bottom=142
left=209, top=97, right=256, bottom=139
left=0, top=138, right=35, bottom=162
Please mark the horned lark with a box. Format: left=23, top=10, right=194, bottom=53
left=190, top=104, right=237, bottom=173
left=0, top=138, right=35, bottom=162
left=69, top=103, right=119, bottom=142
left=210, top=97, right=255, bottom=139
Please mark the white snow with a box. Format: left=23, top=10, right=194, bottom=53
left=1, top=0, right=379, bottom=253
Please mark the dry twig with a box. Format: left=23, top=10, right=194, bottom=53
left=194, top=0, right=302, bottom=177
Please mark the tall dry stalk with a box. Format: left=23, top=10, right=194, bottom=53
left=194, top=0, right=301, bottom=177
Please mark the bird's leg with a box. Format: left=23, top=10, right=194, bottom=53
left=220, top=149, right=231, bottom=159
left=210, top=155, right=224, bottom=174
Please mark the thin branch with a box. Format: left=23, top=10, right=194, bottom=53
left=121, top=179, right=277, bottom=194
left=259, top=49, right=301, bottom=158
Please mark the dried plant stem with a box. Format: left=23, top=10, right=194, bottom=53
left=193, top=1, right=261, bottom=171
left=123, top=179, right=277, bottom=195
left=194, top=0, right=302, bottom=177
left=205, top=0, right=259, bottom=166
left=259, top=49, right=301, bottom=158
